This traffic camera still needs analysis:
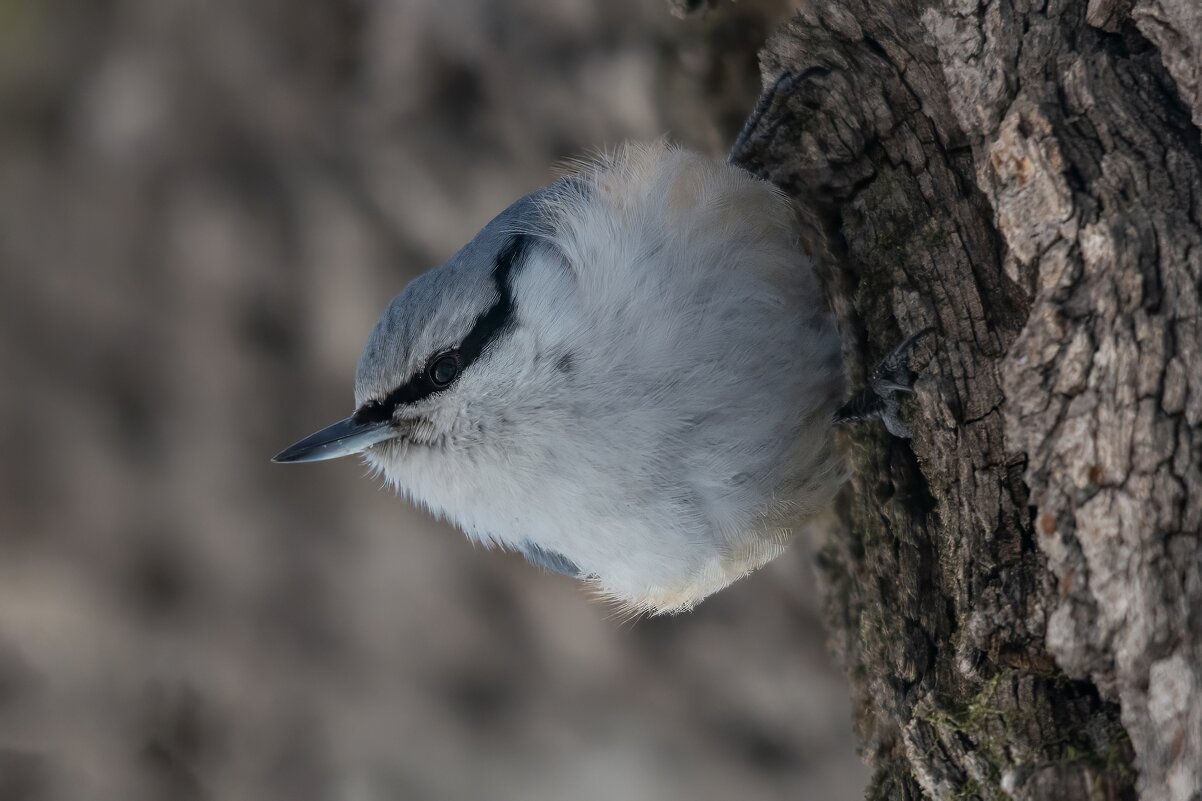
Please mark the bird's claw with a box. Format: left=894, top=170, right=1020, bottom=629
left=834, top=327, right=935, bottom=439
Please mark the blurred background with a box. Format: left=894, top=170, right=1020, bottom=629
left=0, top=0, right=868, bottom=799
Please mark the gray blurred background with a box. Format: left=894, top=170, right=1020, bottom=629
left=0, top=1, right=867, bottom=799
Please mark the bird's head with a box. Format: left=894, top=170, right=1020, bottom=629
left=273, top=187, right=565, bottom=469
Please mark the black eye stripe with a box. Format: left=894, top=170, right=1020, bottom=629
left=353, top=234, right=529, bottom=424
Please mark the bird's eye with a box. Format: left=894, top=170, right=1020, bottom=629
left=428, top=353, right=459, bottom=387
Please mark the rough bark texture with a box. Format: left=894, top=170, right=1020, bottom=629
left=728, top=1, right=1202, bottom=799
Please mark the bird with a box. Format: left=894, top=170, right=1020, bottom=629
left=274, top=141, right=925, bottom=615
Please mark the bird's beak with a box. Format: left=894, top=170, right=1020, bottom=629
left=272, top=415, right=399, bottom=464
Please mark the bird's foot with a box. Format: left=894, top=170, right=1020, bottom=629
left=834, top=328, right=935, bottom=439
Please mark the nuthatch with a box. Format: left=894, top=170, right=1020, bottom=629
left=275, top=142, right=925, bottom=614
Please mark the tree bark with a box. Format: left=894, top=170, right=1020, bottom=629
left=728, top=1, right=1202, bottom=799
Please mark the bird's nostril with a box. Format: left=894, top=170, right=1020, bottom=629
left=353, top=401, right=390, bottom=425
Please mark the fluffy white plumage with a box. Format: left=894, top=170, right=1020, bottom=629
left=307, top=142, right=846, bottom=614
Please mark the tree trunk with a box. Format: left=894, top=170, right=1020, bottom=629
left=728, top=1, right=1202, bottom=799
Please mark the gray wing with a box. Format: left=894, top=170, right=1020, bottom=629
left=517, top=542, right=582, bottom=578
